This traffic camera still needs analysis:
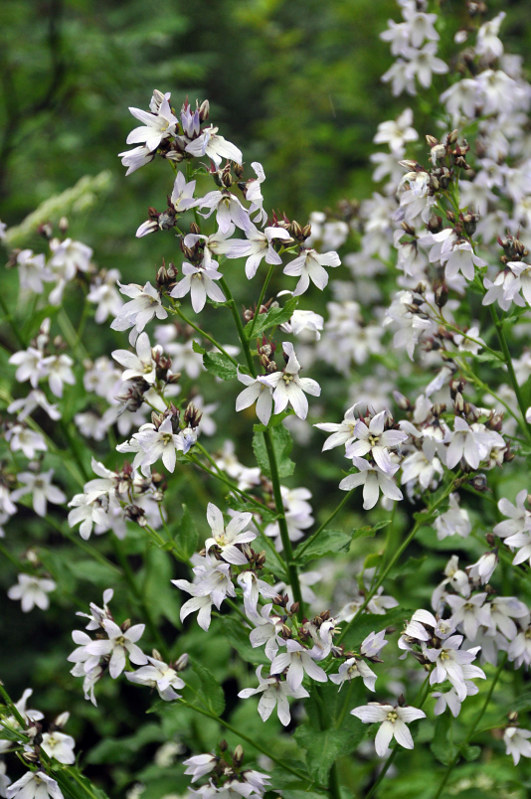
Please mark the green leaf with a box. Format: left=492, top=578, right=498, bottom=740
left=252, top=425, right=295, bottom=478
left=462, top=744, right=481, bottom=762
left=294, top=529, right=352, bottom=564
left=66, top=558, right=119, bottom=585
left=203, top=351, right=238, bottom=380
left=170, top=504, right=199, bottom=561
left=192, top=340, right=206, bottom=355
left=143, top=547, right=181, bottom=627
left=243, top=296, right=298, bottom=339
left=187, top=661, right=225, bottom=716
left=294, top=725, right=363, bottom=783
left=295, top=520, right=390, bottom=565
left=430, top=714, right=457, bottom=766
left=56, top=769, right=111, bottom=799
left=216, top=616, right=266, bottom=665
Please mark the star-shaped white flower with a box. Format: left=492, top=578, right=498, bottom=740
left=261, top=342, right=320, bottom=420
left=351, top=703, right=425, bottom=756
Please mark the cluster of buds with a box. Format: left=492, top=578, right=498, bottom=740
left=256, top=338, right=278, bottom=373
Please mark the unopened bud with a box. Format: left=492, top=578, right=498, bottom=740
left=434, top=282, right=448, bottom=307
left=175, top=652, right=189, bottom=671
left=59, top=216, right=69, bottom=233
left=469, top=473, right=487, bottom=491
left=233, top=745, right=244, bottom=765
left=199, top=99, right=210, bottom=121
left=425, top=134, right=439, bottom=148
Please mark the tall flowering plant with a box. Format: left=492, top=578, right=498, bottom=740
left=0, top=2, right=530, bottom=798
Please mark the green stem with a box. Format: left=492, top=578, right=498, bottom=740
left=179, top=697, right=324, bottom=789
left=111, top=538, right=169, bottom=659
left=296, top=489, right=355, bottom=559
left=432, top=653, right=507, bottom=799
left=337, top=480, right=456, bottom=645
left=189, top=450, right=268, bottom=513
left=220, top=276, right=304, bottom=617
left=489, top=305, right=531, bottom=442
left=0, top=292, right=25, bottom=347
left=366, top=677, right=431, bottom=799
left=169, top=302, right=239, bottom=366
left=247, top=263, right=275, bottom=340
left=0, top=683, right=27, bottom=728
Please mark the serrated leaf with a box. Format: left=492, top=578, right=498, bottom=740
left=203, top=351, right=238, bottom=380
left=252, top=425, right=294, bottom=479
left=295, top=520, right=390, bottom=565
left=294, top=529, right=352, bottom=564
left=294, top=725, right=362, bottom=783
left=243, top=296, right=298, bottom=339
left=188, top=661, right=225, bottom=716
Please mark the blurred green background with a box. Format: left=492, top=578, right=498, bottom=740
left=1, top=0, right=528, bottom=283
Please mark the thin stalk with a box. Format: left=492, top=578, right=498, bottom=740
left=170, top=302, right=238, bottom=366
left=365, top=677, right=431, bottom=799
left=338, top=480, right=456, bottom=645
left=489, top=305, right=531, bottom=442
left=179, top=697, right=324, bottom=789
left=296, top=489, right=355, bottom=559
left=0, top=292, right=25, bottom=347
left=220, top=276, right=304, bottom=616
left=111, top=538, right=169, bottom=659
left=433, top=653, right=507, bottom=799
left=247, top=263, right=275, bottom=340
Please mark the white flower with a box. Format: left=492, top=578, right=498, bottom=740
left=7, top=771, right=63, bottom=799
left=112, top=332, right=159, bottom=384
left=170, top=262, right=226, bottom=313
left=40, top=353, right=75, bottom=398
left=503, top=726, right=531, bottom=765
left=216, top=224, right=291, bottom=280
left=425, top=634, right=486, bottom=700
left=204, top=502, right=254, bottom=565
left=283, top=248, right=340, bottom=295
left=434, top=493, right=471, bottom=540
left=183, top=754, right=217, bottom=783
left=111, top=282, right=168, bottom=339
left=373, top=108, right=418, bottom=154
left=85, top=618, right=148, bottom=678
left=16, top=249, right=52, bottom=293
left=41, top=731, right=76, bottom=765
left=269, top=639, right=327, bottom=690
left=330, top=658, right=377, bottom=692
left=315, top=403, right=364, bottom=452
left=126, top=656, right=185, bottom=700
left=443, top=241, right=487, bottom=281
left=8, top=574, right=56, bottom=612
left=234, top=371, right=274, bottom=426
left=345, top=410, right=407, bottom=473
left=184, top=125, right=242, bottom=167
left=238, top=665, right=309, bottom=727
left=11, top=470, right=66, bottom=517
left=131, top=417, right=183, bottom=474
left=5, top=426, right=47, bottom=459
left=126, top=95, right=177, bottom=151
left=260, top=342, right=320, bottom=420
left=351, top=703, right=426, bottom=756
left=339, top=456, right=403, bottom=510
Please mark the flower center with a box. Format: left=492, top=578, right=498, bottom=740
left=386, top=710, right=398, bottom=723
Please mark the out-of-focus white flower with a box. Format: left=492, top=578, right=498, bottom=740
left=7, top=574, right=56, bottom=612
